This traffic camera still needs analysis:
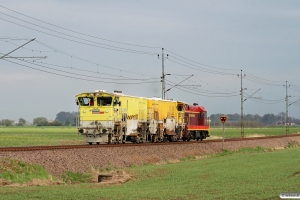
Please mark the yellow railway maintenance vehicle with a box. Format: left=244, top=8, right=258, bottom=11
left=147, top=98, right=186, bottom=142
left=76, top=90, right=148, bottom=144
left=75, top=90, right=187, bottom=144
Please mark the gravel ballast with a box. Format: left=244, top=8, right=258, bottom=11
left=0, top=135, right=299, bottom=177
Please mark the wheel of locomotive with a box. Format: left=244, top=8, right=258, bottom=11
left=89, top=142, right=92, bottom=145
left=131, top=136, right=137, bottom=143
left=196, top=138, right=199, bottom=141
left=135, top=138, right=139, bottom=144
left=169, top=136, right=174, bottom=142
left=182, top=138, right=187, bottom=142
left=151, top=135, right=155, bottom=143
left=96, top=142, right=100, bottom=145
left=108, top=133, right=112, bottom=144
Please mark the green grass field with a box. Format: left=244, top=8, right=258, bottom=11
left=210, top=126, right=300, bottom=138
left=0, top=126, right=299, bottom=147
left=0, top=146, right=299, bottom=200
left=0, top=126, right=82, bottom=147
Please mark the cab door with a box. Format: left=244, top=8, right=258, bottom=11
left=113, top=97, right=121, bottom=122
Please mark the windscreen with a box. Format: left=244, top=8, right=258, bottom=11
left=200, top=112, right=207, bottom=118
left=97, top=97, right=112, bottom=106
left=78, top=97, right=94, bottom=106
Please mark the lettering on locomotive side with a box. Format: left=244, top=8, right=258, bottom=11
left=189, top=114, right=195, bottom=117
left=127, top=114, right=139, bottom=120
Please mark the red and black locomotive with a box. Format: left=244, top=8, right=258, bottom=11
left=182, top=103, right=210, bottom=141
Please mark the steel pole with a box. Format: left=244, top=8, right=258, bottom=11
left=162, top=48, right=165, bottom=99
left=241, top=70, right=244, bottom=137
left=286, top=81, right=289, bottom=135
left=222, top=122, right=225, bottom=150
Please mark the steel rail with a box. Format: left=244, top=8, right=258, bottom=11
left=0, top=134, right=299, bottom=152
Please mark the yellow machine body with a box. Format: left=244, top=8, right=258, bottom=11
left=76, top=91, right=187, bottom=144
left=76, top=91, right=147, bottom=144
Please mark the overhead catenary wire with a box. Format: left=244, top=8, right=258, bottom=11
left=35, top=40, right=159, bottom=78
left=0, top=36, right=31, bottom=40
left=166, top=82, right=239, bottom=95
left=244, top=76, right=284, bottom=86
left=187, top=74, right=242, bottom=92
left=2, top=6, right=300, bottom=105
left=21, top=59, right=160, bottom=81
left=2, top=58, right=160, bottom=84
left=289, top=87, right=300, bottom=93
left=5, top=39, right=159, bottom=78
left=0, top=16, right=158, bottom=55
left=165, top=80, right=240, bottom=97
left=167, top=58, right=237, bottom=75
left=244, top=71, right=285, bottom=83
left=165, top=48, right=238, bottom=71
left=289, top=82, right=300, bottom=90
left=249, top=98, right=285, bottom=104
left=0, top=5, right=160, bottom=49
left=165, top=83, right=240, bottom=97
left=244, top=92, right=285, bottom=102
left=1, top=10, right=296, bottom=88
left=4, top=40, right=53, bottom=52
left=1, top=36, right=298, bottom=104
left=26, top=61, right=159, bottom=80
left=0, top=38, right=35, bottom=59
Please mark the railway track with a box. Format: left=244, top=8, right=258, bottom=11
left=0, top=134, right=299, bottom=152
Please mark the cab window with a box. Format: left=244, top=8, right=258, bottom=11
left=113, top=97, right=119, bottom=106
left=200, top=112, right=206, bottom=118
left=97, top=97, right=112, bottom=106
left=78, top=97, right=93, bottom=106
left=177, top=105, right=183, bottom=111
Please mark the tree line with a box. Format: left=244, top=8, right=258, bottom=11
left=1, top=111, right=300, bottom=127
left=0, top=112, right=78, bottom=126
left=210, top=112, right=300, bottom=127
left=32, top=111, right=78, bottom=126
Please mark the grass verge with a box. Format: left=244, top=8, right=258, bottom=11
left=0, top=158, right=55, bottom=184
left=0, top=145, right=299, bottom=199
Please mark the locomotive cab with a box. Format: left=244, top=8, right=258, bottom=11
left=76, top=90, right=148, bottom=145
left=183, top=104, right=210, bottom=141
left=75, top=92, right=120, bottom=144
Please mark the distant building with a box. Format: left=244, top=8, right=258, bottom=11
left=276, top=120, right=284, bottom=125
left=285, top=122, right=296, bottom=126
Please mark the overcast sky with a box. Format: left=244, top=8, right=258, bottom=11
left=0, top=0, right=300, bottom=122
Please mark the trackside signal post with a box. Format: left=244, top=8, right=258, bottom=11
left=220, top=116, right=227, bottom=150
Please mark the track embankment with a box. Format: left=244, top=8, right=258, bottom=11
left=0, top=134, right=299, bottom=176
